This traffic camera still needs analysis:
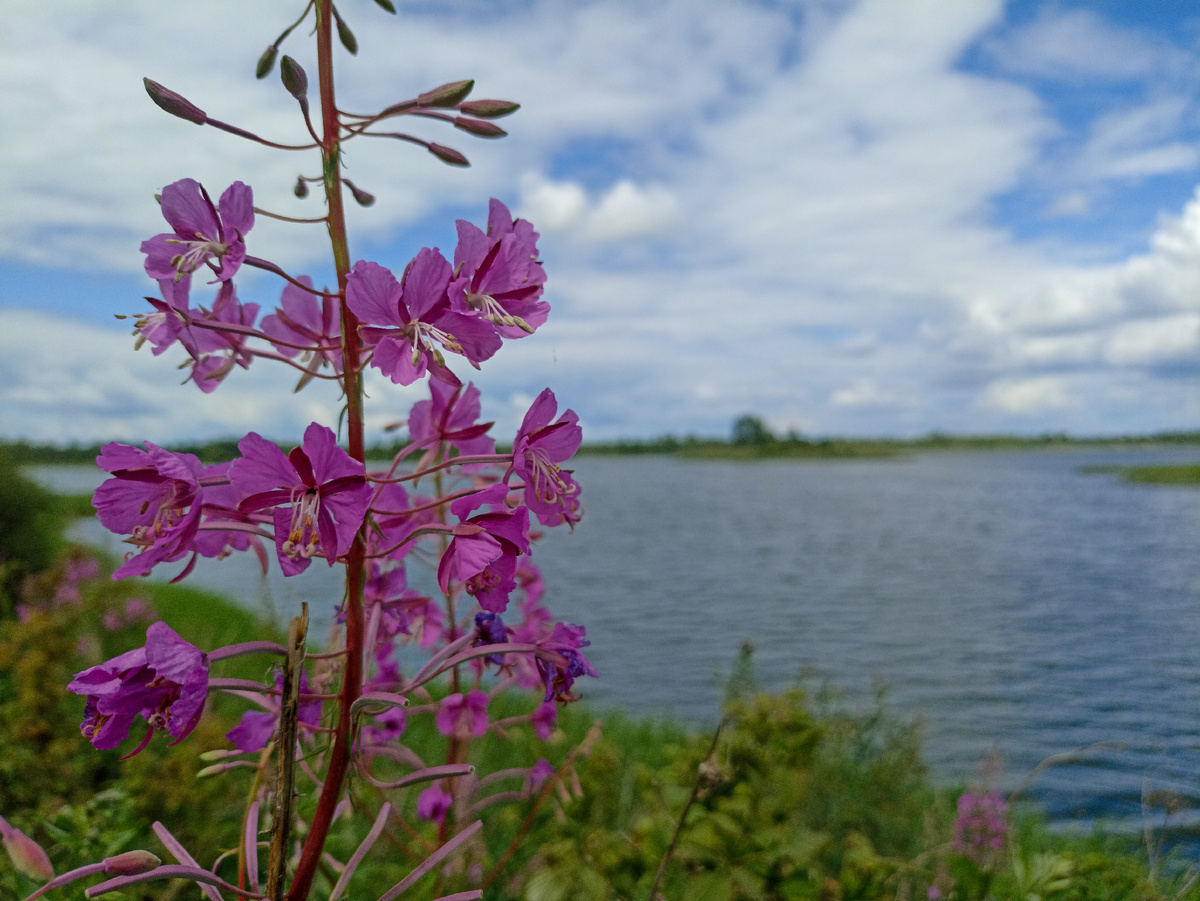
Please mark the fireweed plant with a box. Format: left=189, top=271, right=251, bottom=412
left=13, top=3, right=597, bottom=900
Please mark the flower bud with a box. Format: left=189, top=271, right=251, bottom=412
left=373, top=0, right=396, bottom=11
left=418, top=79, right=474, bottom=108
left=0, top=817, right=54, bottom=882
left=458, top=99, right=521, bottom=119
left=280, top=55, right=309, bottom=103
left=453, top=117, right=507, bottom=139
left=344, top=179, right=375, bottom=207
left=294, top=177, right=310, bottom=199
left=143, top=78, right=207, bottom=126
left=427, top=143, right=469, bottom=167
left=102, top=850, right=161, bottom=876
left=337, top=19, right=358, bottom=55
left=256, top=45, right=278, bottom=79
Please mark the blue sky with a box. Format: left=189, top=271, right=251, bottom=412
left=1, top=0, right=1198, bottom=444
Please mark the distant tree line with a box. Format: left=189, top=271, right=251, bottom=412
left=2, top=422, right=1198, bottom=466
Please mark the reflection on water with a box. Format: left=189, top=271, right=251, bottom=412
left=32, top=446, right=1200, bottom=831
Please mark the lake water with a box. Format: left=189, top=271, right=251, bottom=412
left=33, top=446, right=1200, bottom=834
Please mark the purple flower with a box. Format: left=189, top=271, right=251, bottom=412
left=472, top=610, right=508, bottom=667
left=68, top=621, right=209, bottom=756
left=142, top=179, right=254, bottom=283
left=526, top=758, right=555, bottom=793
left=230, top=423, right=372, bottom=575
left=416, top=784, right=452, bottom=824
left=535, top=622, right=598, bottom=704
left=435, top=690, right=490, bottom=738
left=186, top=281, right=260, bottom=393
left=450, top=198, right=549, bottom=338
left=226, top=670, right=323, bottom=753
left=93, top=443, right=213, bottom=579
left=407, top=380, right=495, bottom=467
left=952, top=790, right=1008, bottom=867
left=532, top=701, right=557, bottom=740
left=436, top=483, right=530, bottom=613
left=134, top=275, right=195, bottom=356
left=346, top=253, right=501, bottom=386
left=507, top=389, right=582, bottom=528
left=261, top=276, right=343, bottom=376
left=399, top=597, right=445, bottom=648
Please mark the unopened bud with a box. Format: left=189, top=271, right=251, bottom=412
left=373, top=0, right=396, bottom=11
left=0, top=817, right=54, bottom=882
left=143, top=78, right=207, bottom=126
left=103, top=850, right=161, bottom=876
left=294, top=177, right=309, bottom=198
left=418, top=79, right=474, bottom=108
left=344, top=179, right=375, bottom=207
left=453, top=117, right=507, bottom=139
left=427, top=143, right=469, bottom=167
left=459, top=99, right=521, bottom=119
left=280, top=56, right=309, bottom=103
left=256, top=45, right=278, bottom=79
left=337, top=20, right=358, bottom=55
left=198, top=748, right=238, bottom=762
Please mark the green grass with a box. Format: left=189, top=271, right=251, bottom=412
left=1080, top=463, right=1200, bottom=486
left=1122, top=464, right=1200, bottom=485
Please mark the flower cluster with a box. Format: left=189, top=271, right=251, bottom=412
left=952, top=790, right=1008, bottom=868
left=24, top=7, right=602, bottom=899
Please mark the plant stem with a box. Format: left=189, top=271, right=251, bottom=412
left=286, top=2, right=365, bottom=897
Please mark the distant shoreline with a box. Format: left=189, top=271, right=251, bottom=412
left=5, top=431, right=1199, bottom=465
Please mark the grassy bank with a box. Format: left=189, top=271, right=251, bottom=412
left=1080, top=463, right=1200, bottom=486
left=5, top=559, right=1200, bottom=899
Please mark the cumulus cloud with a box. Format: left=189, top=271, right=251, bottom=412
left=518, top=174, right=682, bottom=242
left=983, top=376, right=1071, bottom=414
left=3, top=0, right=1200, bottom=442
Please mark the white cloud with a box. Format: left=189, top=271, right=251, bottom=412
left=980, top=8, right=1175, bottom=82
left=1044, top=192, right=1090, bottom=218
left=982, top=376, right=1071, bottom=414
left=518, top=174, right=682, bottom=242
left=830, top=380, right=913, bottom=409
left=1104, top=314, right=1200, bottom=365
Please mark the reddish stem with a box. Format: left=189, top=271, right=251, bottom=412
left=285, top=2, right=365, bottom=898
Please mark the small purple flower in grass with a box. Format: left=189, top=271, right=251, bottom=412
left=68, top=621, right=208, bottom=756
left=417, top=784, right=453, bottom=824
left=532, top=701, right=557, bottom=740
left=507, top=388, right=582, bottom=529
left=450, top=198, right=549, bottom=338
left=535, top=622, right=598, bottom=704
left=436, top=690, right=490, bottom=737
left=437, top=482, right=530, bottom=613
left=526, top=757, right=555, bottom=793
left=346, top=253, right=501, bottom=387
left=142, top=178, right=254, bottom=283
left=230, top=423, right=372, bottom=575
left=953, top=790, right=1008, bottom=867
